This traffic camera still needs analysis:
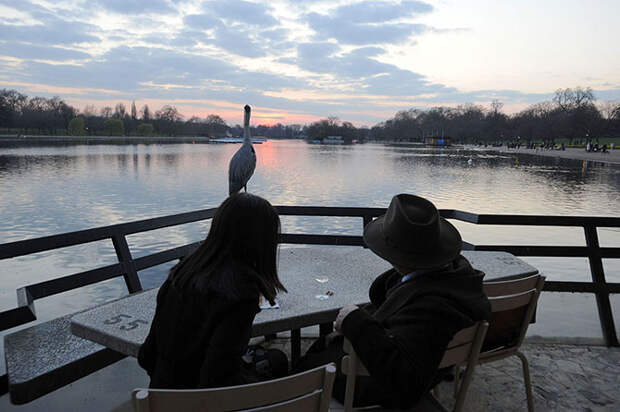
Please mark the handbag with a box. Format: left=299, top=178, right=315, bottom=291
left=242, top=345, right=288, bottom=379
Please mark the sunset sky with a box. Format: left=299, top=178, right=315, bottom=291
left=1, top=0, right=618, bottom=126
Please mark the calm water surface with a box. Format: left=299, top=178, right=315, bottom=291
left=0, top=140, right=619, bottom=370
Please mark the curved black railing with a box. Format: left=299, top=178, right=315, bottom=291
left=1, top=206, right=619, bottom=393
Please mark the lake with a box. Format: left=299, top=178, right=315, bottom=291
left=0, top=140, right=618, bottom=370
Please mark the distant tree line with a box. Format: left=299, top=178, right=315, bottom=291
left=2, top=87, right=619, bottom=143
left=0, top=90, right=230, bottom=137
left=0, top=90, right=76, bottom=134
left=369, top=88, right=620, bottom=144
left=0, top=88, right=310, bottom=139
left=304, top=116, right=370, bottom=143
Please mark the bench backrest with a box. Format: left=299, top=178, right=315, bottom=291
left=483, top=274, right=546, bottom=351
left=132, top=363, right=336, bottom=412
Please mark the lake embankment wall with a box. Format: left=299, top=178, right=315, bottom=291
left=0, top=135, right=213, bottom=144
left=474, top=146, right=620, bottom=165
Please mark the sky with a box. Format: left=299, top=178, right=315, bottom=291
left=0, top=0, right=619, bottom=126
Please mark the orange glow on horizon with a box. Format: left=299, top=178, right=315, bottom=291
left=61, top=95, right=327, bottom=126
left=6, top=81, right=532, bottom=128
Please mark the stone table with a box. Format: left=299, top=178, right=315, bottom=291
left=71, top=247, right=538, bottom=358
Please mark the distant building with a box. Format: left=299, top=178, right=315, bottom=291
left=324, top=135, right=344, bottom=144
left=424, top=137, right=451, bottom=147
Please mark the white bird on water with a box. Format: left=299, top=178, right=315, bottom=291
left=228, top=105, right=256, bottom=195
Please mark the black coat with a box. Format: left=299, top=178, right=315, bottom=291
left=137, top=262, right=261, bottom=389
left=341, top=256, right=491, bottom=409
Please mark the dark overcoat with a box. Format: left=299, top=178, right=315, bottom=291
left=137, top=262, right=261, bottom=389
left=339, top=255, right=491, bottom=409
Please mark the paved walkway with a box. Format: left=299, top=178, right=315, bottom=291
left=487, top=147, right=620, bottom=165
left=1, top=338, right=616, bottom=411
left=264, top=338, right=620, bottom=411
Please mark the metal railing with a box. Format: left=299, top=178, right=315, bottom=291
left=1, top=206, right=619, bottom=393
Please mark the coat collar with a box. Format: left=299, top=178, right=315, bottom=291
left=372, top=256, right=480, bottom=323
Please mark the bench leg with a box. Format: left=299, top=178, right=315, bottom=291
left=319, top=322, right=333, bottom=336
left=291, top=328, right=301, bottom=368
left=516, top=351, right=535, bottom=412
left=311, top=322, right=334, bottom=351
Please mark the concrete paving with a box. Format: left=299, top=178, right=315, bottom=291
left=433, top=342, right=620, bottom=412
left=487, top=146, right=620, bottom=165
left=263, top=337, right=620, bottom=412
left=0, top=337, right=617, bottom=411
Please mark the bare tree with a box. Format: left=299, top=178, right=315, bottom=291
left=0, top=89, right=27, bottom=129
left=140, top=104, right=151, bottom=121
left=155, top=105, right=183, bottom=122
left=155, top=105, right=183, bottom=136
left=554, top=87, right=594, bottom=111
left=598, top=101, right=620, bottom=121
left=101, top=106, right=112, bottom=118
left=114, top=103, right=126, bottom=119
left=82, top=105, right=97, bottom=117
left=490, top=99, right=504, bottom=115
left=131, top=101, right=137, bottom=120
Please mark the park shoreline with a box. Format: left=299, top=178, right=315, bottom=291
left=472, top=146, right=620, bottom=165
left=3, top=136, right=620, bottom=165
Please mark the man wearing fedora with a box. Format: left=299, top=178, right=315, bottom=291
left=295, top=194, right=491, bottom=409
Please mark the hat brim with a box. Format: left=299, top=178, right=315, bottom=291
left=363, top=215, right=462, bottom=269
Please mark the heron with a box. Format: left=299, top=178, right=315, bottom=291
left=228, top=105, right=256, bottom=195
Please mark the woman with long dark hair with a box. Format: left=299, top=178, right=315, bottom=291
left=138, top=193, right=287, bottom=388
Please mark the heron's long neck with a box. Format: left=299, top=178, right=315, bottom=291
left=243, top=110, right=251, bottom=144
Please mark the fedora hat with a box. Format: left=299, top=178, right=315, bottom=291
left=363, top=194, right=462, bottom=269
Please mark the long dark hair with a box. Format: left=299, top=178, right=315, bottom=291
left=170, top=193, right=286, bottom=304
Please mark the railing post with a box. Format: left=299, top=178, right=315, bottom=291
left=112, top=234, right=142, bottom=294
left=363, top=215, right=372, bottom=228
left=362, top=215, right=372, bottom=247
left=584, top=226, right=619, bottom=347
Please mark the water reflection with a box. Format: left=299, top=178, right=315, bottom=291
left=0, top=140, right=619, bottom=341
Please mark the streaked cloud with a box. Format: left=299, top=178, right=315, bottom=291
left=306, top=14, right=428, bottom=45
left=203, top=0, right=278, bottom=27
left=0, top=0, right=617, bottom=126
left=94, top=0, right=176, bottom=15
left=0, top=19, right=99, bottom=45
left=0, top=43, right=90, bottom=61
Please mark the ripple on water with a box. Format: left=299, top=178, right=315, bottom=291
left=0, top=141, right=619, bottom=340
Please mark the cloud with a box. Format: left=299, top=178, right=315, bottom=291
left=296, top=42, right=340, bottom=72
left=2, top=0, right=614, bottom=126
left=14, top=46, right=229, bottom=91
left=295, top=43, right=444, bottom=96
left=333, top=0, right=433, bottom=23
left=0, top=42, right=91, bottom=61
left=183, top=13, right=220, bottom=31
left=307, top=13, right=428, bottom=45
left=0, top=21, right=99, bottom=45
left=306, top=0, right=431, bottom=45
left=212, top=25, right=267, bottom=57
left=94, top=0, right=175, bottom=15
left=203, top=0, right=278, bottom=27
left=184, top=13, right=269, bottom=57
left=168, top=30, right=206, bottom=48
left=0, top=1, right=100, bottom=46
left=594, top=88, right=620, bottom=101
left=8, top=45, right=303, bottom=99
